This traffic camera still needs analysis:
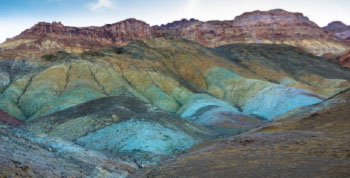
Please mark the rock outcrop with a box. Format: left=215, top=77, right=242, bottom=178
left=1, top=9, right=349, bottom=61
left=158, top=9, right=349, bottom=57
left=0, top=19, right=155, bottom=59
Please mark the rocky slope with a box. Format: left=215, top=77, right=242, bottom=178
left=136, top=89, right=350, bottom=178
left=0, top=38, right=349, bottom=177
left=1, top=9, right=349, bottom=61
left=0, top=122, right=139, bottom=178
left=1, top=38, right=348, bottom=122
left=324, top=21, right=350, bottom=40
left=25, top=96, right=215, bottom=165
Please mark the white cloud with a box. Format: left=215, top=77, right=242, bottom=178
left=183, top=0, right=201, bottom=18
left=90, top=0, right=115, bottom=11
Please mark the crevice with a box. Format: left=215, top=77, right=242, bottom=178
left=0, top=80, right=10, bottom=93
left=59, top=64, right=72, bottom=97
left=142, top=66, right=182, bottom=107
left=114, top=62, right=157, bottom=105
left=158, top=59, right=212, bottom=96
left=16, top=74, right=35, bottom=118
left=88, top=65, right=109, bottom=96
left=0, top=62, right=13, bottom=93
left=114, top=62, right=136, bottom=92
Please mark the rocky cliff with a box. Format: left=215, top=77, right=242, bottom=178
left=1, top=9, right=349, bottom=62
left=158, top=9, right=349, bottom=57
left=0, top=19, right=155, bottom=59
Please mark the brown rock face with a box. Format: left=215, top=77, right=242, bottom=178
left=337, top=52, right=350, bottom=67
left=159, top=9, right=349, bottom=57
left=0, top=9, right=349, bottom=60
left=0, top=19, right=155, bottom=59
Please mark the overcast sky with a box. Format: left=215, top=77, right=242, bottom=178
left=1, top=0, right=349, bottom=43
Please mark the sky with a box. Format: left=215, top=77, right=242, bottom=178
left=0, top=0, right=350, bottom=43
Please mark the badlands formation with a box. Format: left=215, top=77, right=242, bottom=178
left=0, top=9, right=349, bottom=178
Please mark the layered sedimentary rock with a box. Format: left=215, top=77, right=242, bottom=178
left=1, top=38, right=348, bottom=123
left=0, top=38, right=349, bottom=177
left=1, top=10, right=349, bottom=60
left=324, top=21, right=350, bottom=40
left=0, top=19, right=155, bottom=59
left=157, top=9, right=349, bottom=57
left=1, top=38, right=348, bottom=122
left=138, top=89, right=350, bottom=178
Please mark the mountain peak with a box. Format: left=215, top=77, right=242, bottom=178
left=234, top=9, right=313, bottom=26
left=323, top=21, right=350, bottom=40
left=157, top=18, right=200, bottom=30
left=268, top=9, right=288, bottom=12
left=324, top=21, right=349, bottom=32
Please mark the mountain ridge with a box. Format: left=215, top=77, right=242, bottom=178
left=1, top=9, right=349, bottom=65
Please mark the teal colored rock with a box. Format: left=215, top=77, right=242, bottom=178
left=143, top=85, right=180, bottom=112
left=77, top=119, right=198, bottom=155
left=205, top=66, right=243, bottom=88
left=0, top=72, right=9, bottom=91
left=0, top=95, right=26, bottom=120
left=28, top=87, right=106, bottom=121
left=204, top=66, right=323, bottom=120
left=178, top=94, right=264, bottom=136
left=25, top=96, right=214, bottom=164
left=0, top=123, right=138, bottom=177
left=178, top=94, right=238, bottom=118
left=242, top=86, right=323, bottom=120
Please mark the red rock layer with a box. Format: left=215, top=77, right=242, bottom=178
left=0, top=110, right=25, bottom=127
left=19, top=19, right=155, bottom=46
